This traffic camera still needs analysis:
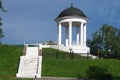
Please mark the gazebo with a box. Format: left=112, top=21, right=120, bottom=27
left=54, top=5, right=90, bottom=56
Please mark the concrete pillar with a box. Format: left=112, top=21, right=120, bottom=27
left=69, top=21, right=72, bottom=46
left=65, top=27, right=69, bottom=46
left=38, top=44, right=42, bottom=56
left=23, top=44, right=27, bottom=56
left=80, top=23, right=84, bottom=46
left=83, top=23, right=86, bottom=46
left=76, top=27, right=79, bottom=45
left=58, top=23, right=62, bottom=45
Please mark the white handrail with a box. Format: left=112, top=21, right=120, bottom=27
left=36, top=57, right=39, bottom=74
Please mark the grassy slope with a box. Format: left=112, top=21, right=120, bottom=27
left=0, top=45, right=120, bottom=80
left=0, top=45, right=23, bottom=80
left=42, top=48, right=120, bottom=79
left=42, top=59, right=120, bottom=78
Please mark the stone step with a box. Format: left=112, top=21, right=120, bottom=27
left=19, top=74, right=37, bottom=78
left=16, top=44, right=42, bottom=78
left=26, top=47, right=39, bottom=58
left=22, top=58, right=37, bottom=70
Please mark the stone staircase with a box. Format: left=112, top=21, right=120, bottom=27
left=16, top=44, right=42, bottom=78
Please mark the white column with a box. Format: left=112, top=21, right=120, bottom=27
left=65, top=27, right=69, bottom=46
left=76, top=27, right=79, bottom=45
left=83, top=23, right=86, bottom=46
left=58, top=23, right=62, bottom=45
left=80, top=22, right=84, bottom=46
left=69, top=21, right=72, bottom=46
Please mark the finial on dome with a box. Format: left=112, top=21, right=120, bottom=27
left=71, top=3, right=73, bottom=7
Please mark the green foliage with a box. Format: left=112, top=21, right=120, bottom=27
left=0, top=0, right=7, bottom=12
left=89, top=24, right=120, bottom=58
left=0, top=0, right=7, bottom=44
left=0, top=18, right=4, bottom=44
left=0, top=0, right=2, bottom=9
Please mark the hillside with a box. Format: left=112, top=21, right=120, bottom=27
left=0, top=45, right=23, bottom=80
left=0, top=45, right=120, bottom=80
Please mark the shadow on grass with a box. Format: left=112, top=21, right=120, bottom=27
left=86, top=66, right=113, bottom=80
left=76, top=66, right=116, bottom=80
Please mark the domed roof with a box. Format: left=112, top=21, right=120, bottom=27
left=57, top=5, right=87, bottom=18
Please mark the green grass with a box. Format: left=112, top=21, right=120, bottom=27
left=0, top=45, right=22, bottom=80
left=0, top=45, right=120, bottom=80
left=42, top=59, right=120, bottom=79
left=0, top=45, right=32, bottom=80
left=42, top=48, right=87, bottom=60
left=42, top=48, right=120, bottom=79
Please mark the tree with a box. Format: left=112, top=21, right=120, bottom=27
left=113, top=29, right=120, bottom=58
left=0, top=18, right=4, bottom=44
left=0, top=0, right=6, bottom=44
left=89, top=24, right=120, bottom=58
left=0, top=0, right=7, bottom=12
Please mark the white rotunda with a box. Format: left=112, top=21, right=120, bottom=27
left=55, top=5, right=90, bottom=56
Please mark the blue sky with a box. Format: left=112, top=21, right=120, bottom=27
left=1, top=0, right=120, bottom=44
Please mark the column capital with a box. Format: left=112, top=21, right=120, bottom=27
left=81, top=22, right=84, bottom=26
left=83, top=23, right=87, bottom=26
left=58, top=21, right=62, bottom=24
left=81, top=22, right=86, bottom=25
left=68, top=21, right=72, bottom=24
